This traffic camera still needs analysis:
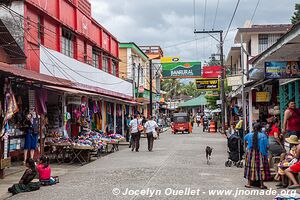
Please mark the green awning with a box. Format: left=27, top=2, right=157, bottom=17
left=178, top=95, right=207, bottom=107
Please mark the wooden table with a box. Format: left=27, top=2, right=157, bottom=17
left=48, top=143, right=71, bottom=164
left=104, top=140, right=120, bottom=153
left=70, top=145, right=96, bottom=165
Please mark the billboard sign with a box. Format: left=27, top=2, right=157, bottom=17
left=202, top=66, right=222, bottom=78
left=161, top=57, right=180, bottom=63
left=162, top=62, right=201, bottom=78
left=195, top=78, right=220, bottom=91
left=265, top=61, right=300, bottom=79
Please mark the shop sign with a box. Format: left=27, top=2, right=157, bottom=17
left=202, top=66, right=222, bottom=78
left=67, top=97, right=81, bottom=105
left=162, top=62, right=201, bottom=78
left=256, top=92, right=270, bottom=102
left=161, top=57, right=180, bottom=63
left=227, top=75, right=242, bottom=86
left=265, top=61, right=300, bottom=79
left=195, top=78, right=220, bottom=91
left=216, top=100, right=222, bottom=105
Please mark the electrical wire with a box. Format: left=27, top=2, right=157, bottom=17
left=203, top=0, right=207, bottom=30
left=250, top=0, right=260, bottom=24
left=6, top=9, right=130, bottom=86
left=224, top=0, right=241, bottom=40
left=212, top=0, right=220, bottom=30
left=0, top=6, right=118, bottom=61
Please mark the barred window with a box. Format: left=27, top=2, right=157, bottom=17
left=61, top=28, right=74, bottom=58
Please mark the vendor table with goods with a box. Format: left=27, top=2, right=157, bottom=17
left=70, top=145, right=97, bottom=165
left=44, top=129, right=125, bottom=165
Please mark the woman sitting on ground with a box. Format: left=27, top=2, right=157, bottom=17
left=37, top=155, right=57, bottom=185
left=275, top=135, right=299, bottom=189
left=244, top=123, right=271, bottom=189
left=8, top=158, right=40, bottom=195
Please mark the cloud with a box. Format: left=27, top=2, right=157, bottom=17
left=90, top=0, right=298, bottom=62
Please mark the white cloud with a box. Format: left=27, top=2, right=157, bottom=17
left=89, top=0, right=298, bottom=61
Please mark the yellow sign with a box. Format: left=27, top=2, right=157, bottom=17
left=256, top=92, right=270, bottom=102
left=195, top=78, right=220, bottom=91
left=160, top=57, right=180, bottom=63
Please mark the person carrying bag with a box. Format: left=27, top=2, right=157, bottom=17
left=129, top=114, right=142, bottom=152
left=144, top=116, right=158, bottom=152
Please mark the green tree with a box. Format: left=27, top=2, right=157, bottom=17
left=161, top=78, right=183, bottom=99
left=205, top=93, right=219, bottom=110
left=181, top=81, right=201, bottom=98
left=291, top=3, right=300, bottom=24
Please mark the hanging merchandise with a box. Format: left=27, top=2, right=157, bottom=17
left=81, top=96, right=88, bottom=113
left=36, top=89, right=48, bottom=115
left=1, top=79, right=19, bottom=138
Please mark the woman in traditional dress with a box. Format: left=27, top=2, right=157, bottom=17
left=8, top=158, right=40, bottom=195
left=244, top=123, right=271, bottom=189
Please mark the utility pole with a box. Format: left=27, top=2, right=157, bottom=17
left=149, top=59, right=153, bottom=116
left=132, top=62, right=136, bottom=101
left=194, top=29, right=226, bottom=134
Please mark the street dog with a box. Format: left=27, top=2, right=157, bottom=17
left=206, top=146, right=213, bottom=165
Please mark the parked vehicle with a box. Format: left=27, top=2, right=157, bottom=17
left=171, top=113, right=192, bottom=134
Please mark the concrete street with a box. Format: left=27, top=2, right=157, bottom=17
left=3, top=126, right=290, bottom=200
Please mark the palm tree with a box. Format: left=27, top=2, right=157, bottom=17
left=161, top=79, right=183, bottom=99
left=181, top=81, right=201, bottom=98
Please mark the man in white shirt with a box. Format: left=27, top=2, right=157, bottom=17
left=144, top=116, right=158, bottom=151
left=129, top=114, right=141, bottom=152
left=196, top=114, right=201, bottom=127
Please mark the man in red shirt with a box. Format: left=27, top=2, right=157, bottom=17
left=282, top=99, right=300, bottom=139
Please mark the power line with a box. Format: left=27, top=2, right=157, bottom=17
left=6, top=8, right=129, bottom=86
left=193, top=0, right=196, bottom=31
left=224, top=0, right=241, bottom=40
left=212, top=0, right=220, bottom=30
left=250, top=0, right=260, bottom=24
left=203, top=0, right=207, bottom=30
left=0, top=6, right=118, bottom=61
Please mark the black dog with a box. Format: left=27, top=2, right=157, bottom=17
left=206, top=146, right=213, bottom=165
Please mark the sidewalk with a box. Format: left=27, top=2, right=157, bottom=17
left=0, top=163, right=79, bottom=200
left=0, top=144, right=129, bottom=200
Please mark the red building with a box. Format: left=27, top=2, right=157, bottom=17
left=5, top=0, right=119, bottom=76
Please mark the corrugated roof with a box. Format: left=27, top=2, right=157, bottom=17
left=177, top=95, right=207, bottom=107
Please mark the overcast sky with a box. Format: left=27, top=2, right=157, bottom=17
left=90, top=0, right=298, bottom=63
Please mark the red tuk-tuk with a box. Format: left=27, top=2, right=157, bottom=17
left=171, top=113, right=192, bottom=134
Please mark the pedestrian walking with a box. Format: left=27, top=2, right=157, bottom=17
left=244, top=123, right=271, bottom=189
left=196, top=113, right=201, bottom=127
left=129, top=114, right=142, bottom=152
left=144, top=116, right=158, bottom=151
left=282, top=99, right=300, bottom=139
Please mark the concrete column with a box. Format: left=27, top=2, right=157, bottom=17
left=114, top=102, right=117, bottom=133
left=102, top=101, right=105, bottom=131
